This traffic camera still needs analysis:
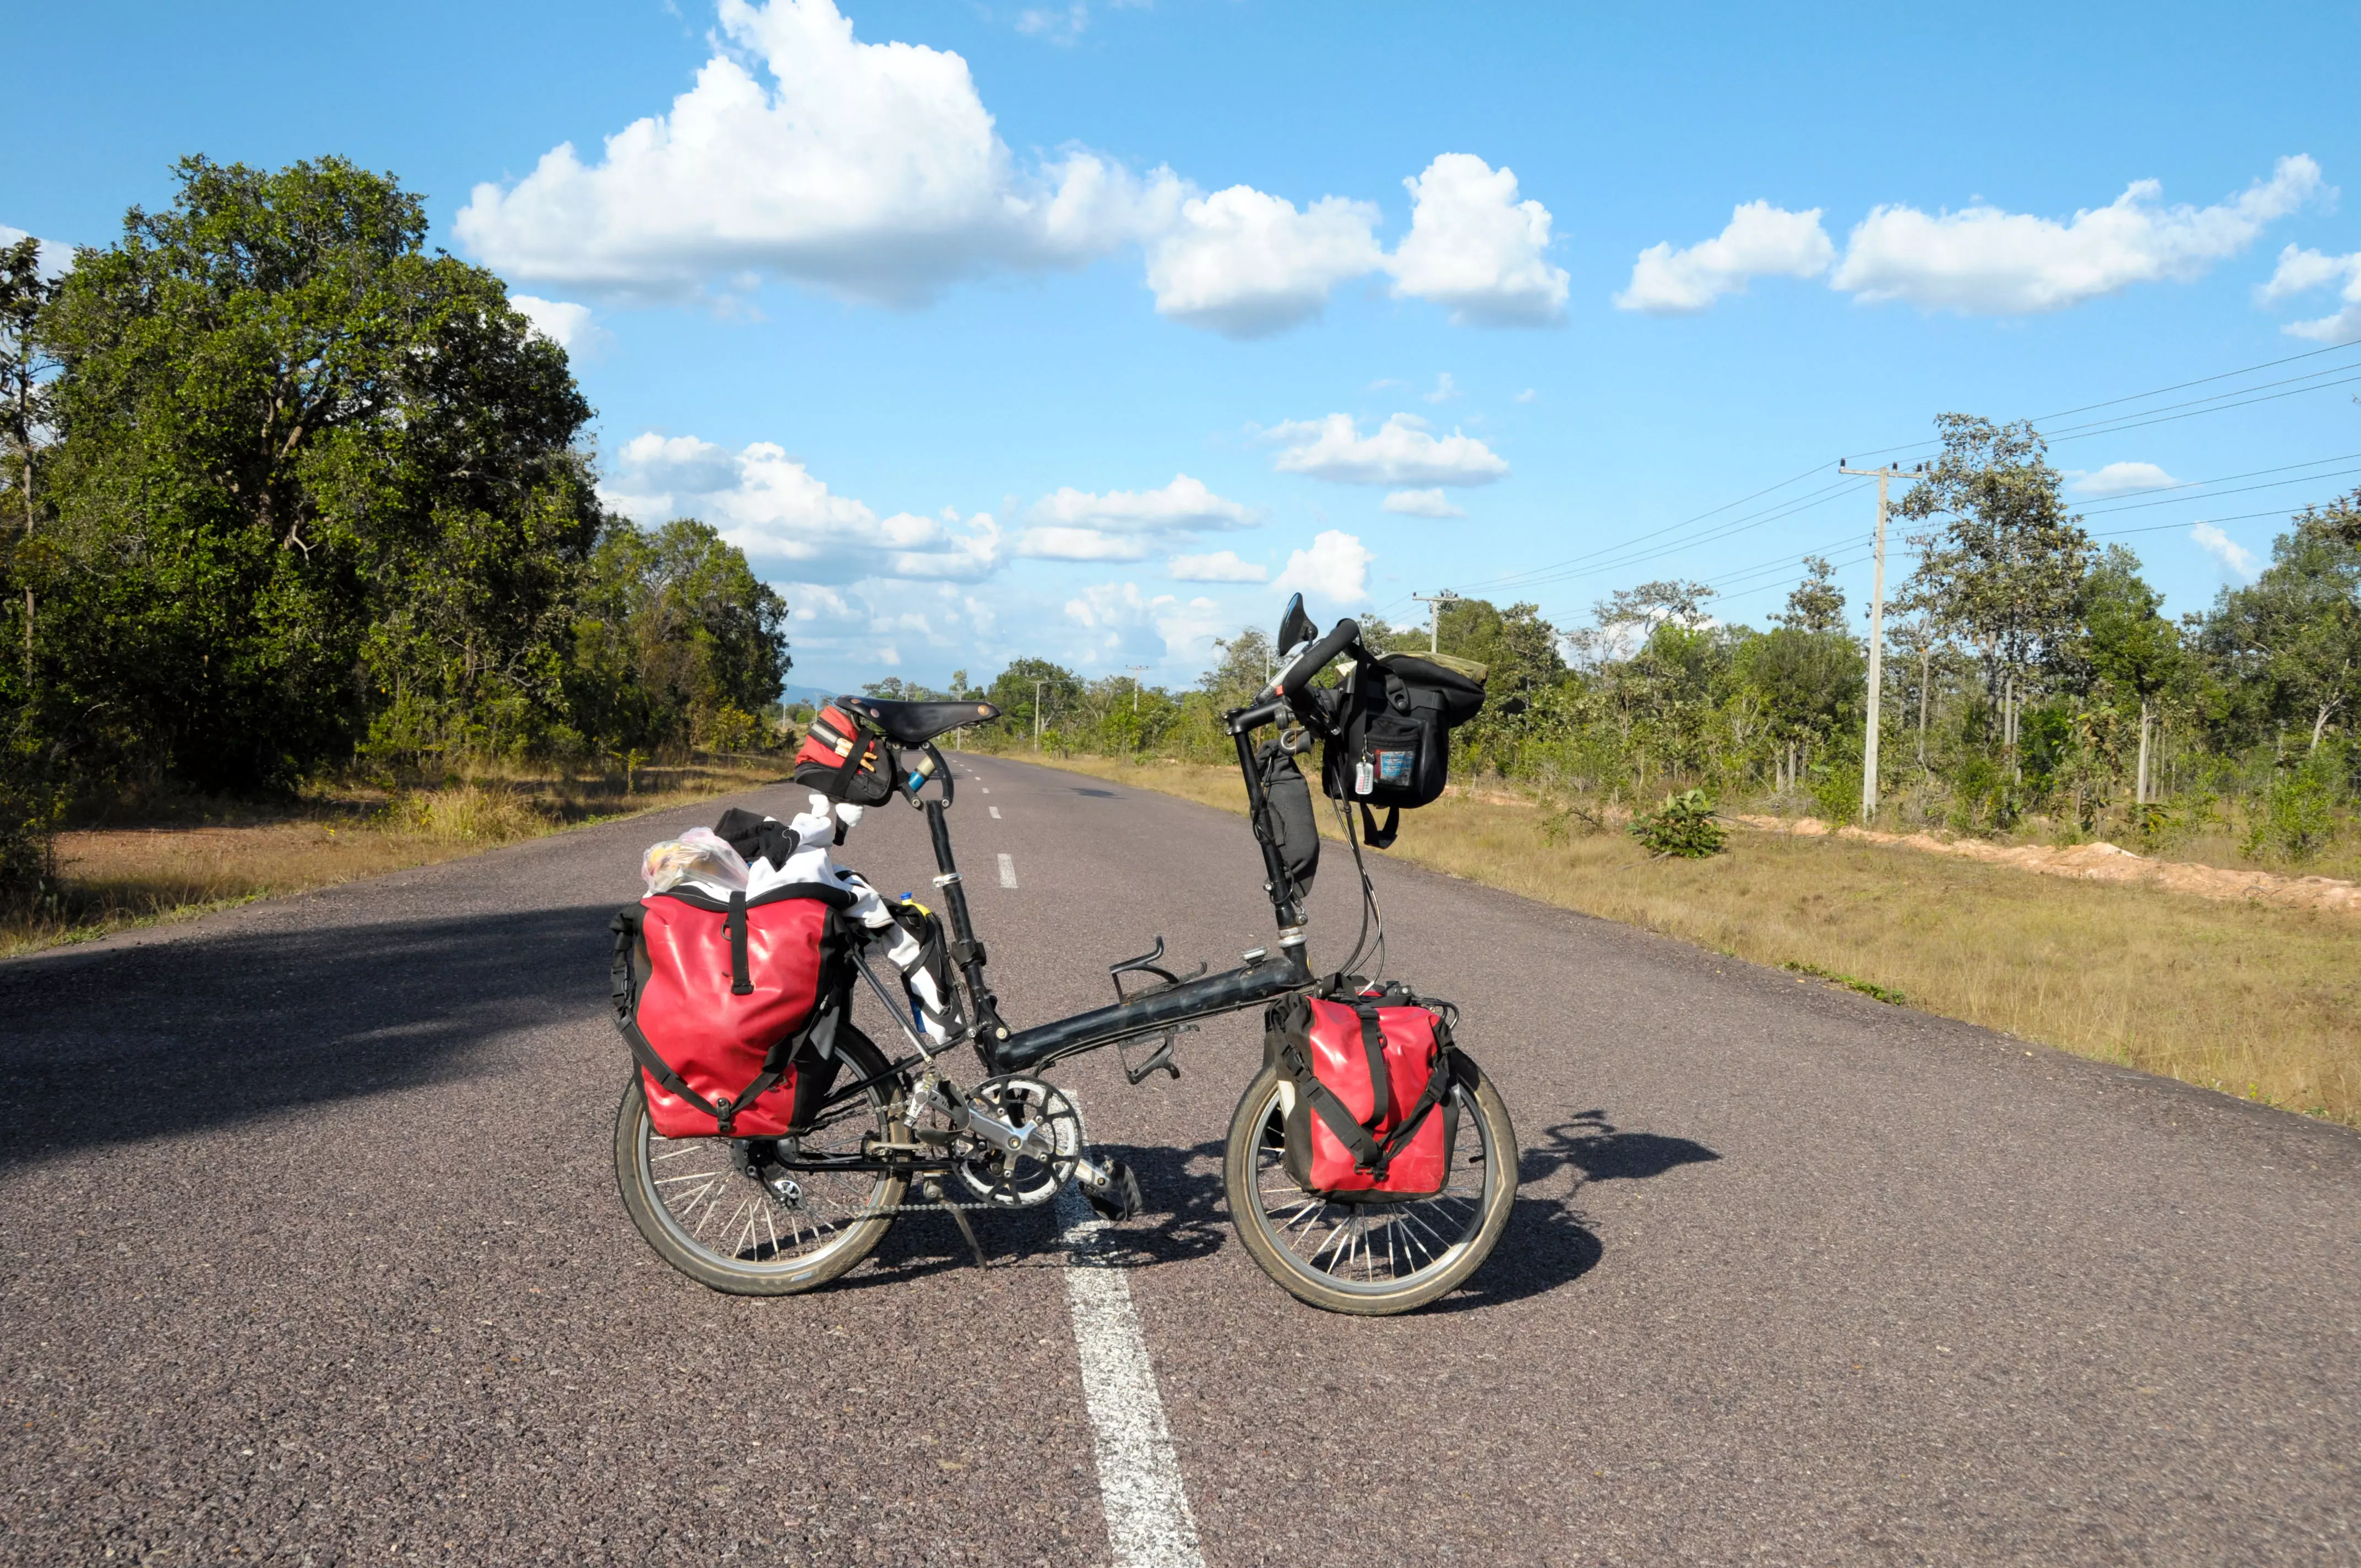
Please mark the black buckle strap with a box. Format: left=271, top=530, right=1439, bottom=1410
left=725, top=891, right=753, bottom=995
left=1358, top=802, right=1399, bottom=850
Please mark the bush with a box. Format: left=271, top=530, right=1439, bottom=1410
left=389, top=783, right=550, bottom=843
left=1628, top=789, right=1727, bottom=858
left=2244, top=764, right=2338, bottom=864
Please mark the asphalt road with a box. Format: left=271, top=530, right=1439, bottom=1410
left=2, top=755, right=2355, bottom=1566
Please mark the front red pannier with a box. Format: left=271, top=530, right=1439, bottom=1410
left=1267, top=984, right=1462, bottom=1199
left=610, top=883, right=854, bottom=1139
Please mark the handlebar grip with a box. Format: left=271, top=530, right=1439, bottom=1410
left=1271, top=618, right=1361, bottom=714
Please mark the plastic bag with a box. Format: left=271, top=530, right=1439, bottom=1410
left=641, top=827, right=749, bottom=897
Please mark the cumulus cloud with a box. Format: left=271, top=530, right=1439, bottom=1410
left=1264, top=412, right=1508, bottom=487
left=2068, top=461, right=2181, bottom=498
left=1381, top=488, right=1465, bottom=518
left=603, top=431, right=1001, bottom=581
left=1143, top=186, right=1384, bottom=336
left=1831, top=155, right=2325, bottom=314
left=1015, top=473, right=1257, bottom=560
left=455, top=0, right=1180, bottom=304
left=454, top=3, right=1568, bottom=337
left=2191, top=523, right=2259, bottom=581
left=1064, top=581, right=1228, bottom=657
left=1614, top=201, right=1834, bottom=314
left=509, top=295, right=616, bottom=357
left=2256, top=243, right=2361, bottom=345
left=1388, top=154, right=1568, bottom=325
left=0, top=223, right=74, bottom=278
left=1272, top=529, right=1373, bottom=602
left=1515, top=388, right=1537, bottom=403
left=1168, top=549, right=1267, bottom=582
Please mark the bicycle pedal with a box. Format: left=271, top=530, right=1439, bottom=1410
left=1082, top=1159, right=1144, bottom=1222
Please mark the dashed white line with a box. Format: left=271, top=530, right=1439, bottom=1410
left=997, top=853, right=1018, bottom=888
left=989, top=806, right=1002, bottom=819
left=1056, top=1190, right=1205, bottom=1568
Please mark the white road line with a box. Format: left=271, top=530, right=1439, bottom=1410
left=989, top=806, right=1002, bottom=819
left=997, top=853, right=1018, bottom=888
left=1056, top=1190, right=1205, bottom=1568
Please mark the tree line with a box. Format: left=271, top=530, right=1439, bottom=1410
left=0, top=156, right=792, bottom=893
left=931, top=413, right=2361, bottom=865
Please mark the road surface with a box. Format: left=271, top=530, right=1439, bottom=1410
left=2, top=755, right=2354, bottom=1565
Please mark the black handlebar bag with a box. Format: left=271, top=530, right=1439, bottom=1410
left=1320, top=652, right=1486, bottom=847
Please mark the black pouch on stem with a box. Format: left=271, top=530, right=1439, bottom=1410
left=1255, top=737, right=1320, bottom=900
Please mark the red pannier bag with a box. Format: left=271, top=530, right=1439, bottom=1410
left=1267, top=982, right=1464, bottom=1200
left=609, top=882, right=856, bottom=1139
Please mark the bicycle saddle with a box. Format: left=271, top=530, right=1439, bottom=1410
left=838, top=697, right=1000, bottom=745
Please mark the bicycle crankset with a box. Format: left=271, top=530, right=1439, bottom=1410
left=953, top=1075, right=1083, bottom=1207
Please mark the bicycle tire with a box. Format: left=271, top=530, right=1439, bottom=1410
left=1223, top=1053, right=1516, bottom=1315
left=614, top=1028, right=907, bottom=1295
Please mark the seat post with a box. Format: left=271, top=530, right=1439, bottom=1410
left=923, top=798, right=1008, bottom=1058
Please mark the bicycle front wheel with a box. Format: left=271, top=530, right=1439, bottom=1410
left=614, top=1031, right=907, bottom=1295
left=1223, top=1055, right=1516, bottom=1315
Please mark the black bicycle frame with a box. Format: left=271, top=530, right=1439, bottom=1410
left=874, top=700, right=1315, bottom=1085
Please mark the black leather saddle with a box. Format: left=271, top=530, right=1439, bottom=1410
left=837, top=697, right=1001, bottom=745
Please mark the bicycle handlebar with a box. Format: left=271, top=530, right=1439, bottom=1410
left=1263, top=617, right=1361, bottom=720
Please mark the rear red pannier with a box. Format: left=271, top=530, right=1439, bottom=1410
left=610, top=883, right=855, bottom=1139
left=1267, top=983, right=1463, bottom=1199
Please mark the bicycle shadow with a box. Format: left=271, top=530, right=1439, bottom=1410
left=838, top=1138, right=1230, bottom=1284
left=1428, top=1109, right=1721, bottom=1315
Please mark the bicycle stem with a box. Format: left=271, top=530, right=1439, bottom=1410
left=1231, top=722, right=1307, bottom=946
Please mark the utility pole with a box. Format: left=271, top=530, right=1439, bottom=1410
left=1125, top=665, right=1149, bottom=714
left=1033, top=678, right=1048, bottom=751
left=1411, top=591, right=1460, bottom=654
left=1837, top=460, right=1928, bottom=823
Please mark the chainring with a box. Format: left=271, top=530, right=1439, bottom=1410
left=954, top=1075, right=1084, bottom=1207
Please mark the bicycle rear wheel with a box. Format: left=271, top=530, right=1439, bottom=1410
left=1223, top=1055, right=1516, bottom=1315
left=615, top=1029, right=907, bottom=1295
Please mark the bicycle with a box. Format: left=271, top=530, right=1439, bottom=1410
left=613, top=598, right=1519, bottom=1314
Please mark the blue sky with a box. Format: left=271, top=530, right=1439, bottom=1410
left=13, top=0, right=2361, bottom=692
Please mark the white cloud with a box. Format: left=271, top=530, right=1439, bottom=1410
left=455, top=0, right=1181, bottom=304
left=2256, top=243, right=2361, bottom=345
left=509, top=295, right=616, bottom=357
left=0, top=223, right=74, bottom=278
left=1143, top=186, right=1383, bottom=336
left=1514, top=387, right=1537, bottom=403
left=1422, top=372, right=1460, bottom=404
left=1381, top=488, right=1464, bottom=519
left=2191, top=523, right=2259, bottom=581
left=1614, top=201, right=1834, bottom=314
left=1015, top=2, right=1087, bottom=43
left=1015, top=472, right=1256, bottom=560
left=1063, top=581, right=1228, bottom=657
left=2068, top=461, right=2181, bottom=498
left=1168, top=549, right=1267, bottom=582
left=1831, top=155, right=2325, bottom=314
left=1271, top=529, right=1373, bottom=602
left=1388, top=154, right=1568, bottom=325
left=1264, top=412, right=1509, bottom=487
left=603, top=431, right=1001, bottom=581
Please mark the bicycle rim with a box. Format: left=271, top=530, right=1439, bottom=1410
left=626, top=1078, right=901, bottom=1282
left=1236, top=1077, right=1499, bottom=1301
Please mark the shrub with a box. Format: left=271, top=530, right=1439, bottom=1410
left=1628, top=788, right=1727, bottom=858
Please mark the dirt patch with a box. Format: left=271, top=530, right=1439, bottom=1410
left=1729, top=814, right=2361, bottom=918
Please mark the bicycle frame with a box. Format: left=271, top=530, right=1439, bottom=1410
left=804, top=693, right=1316, bottom=1135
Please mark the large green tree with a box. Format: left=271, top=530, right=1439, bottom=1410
left=2200, top=496, right=2361, bottom=752
left=36, top=155, right=599, bottom=789
left=570, top=517, right=791, bottom=755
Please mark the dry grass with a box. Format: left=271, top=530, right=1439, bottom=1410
left=12, top=762, right=782, bottom=959
left=1017, top=750, right=2361, bottom=1128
